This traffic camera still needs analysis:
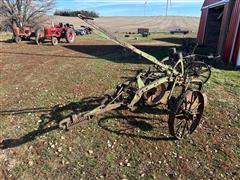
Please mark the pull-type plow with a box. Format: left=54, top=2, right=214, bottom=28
left=59, top=14, right=211, bottom=139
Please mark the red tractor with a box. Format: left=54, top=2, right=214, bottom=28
left=35, top=23, right=76, bottom=46
left=12, top=26, right=34, bottom=43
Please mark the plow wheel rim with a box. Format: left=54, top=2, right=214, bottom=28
left=168, top=90, right=204, bottom=139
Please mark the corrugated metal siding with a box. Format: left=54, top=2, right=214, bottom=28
left=197, top=9, right=208, bottom=45
left=223, top=0, right=240, bottom=63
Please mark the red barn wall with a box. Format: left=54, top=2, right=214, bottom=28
left=197, top=9, right=208, bottom=44
left=217, top=3, right=229, bottom=54
left=197, top=0, right=240, bottom=66
left=197, top=0, right=224, bottom=45
left=223, top=0, right=240, bottom=63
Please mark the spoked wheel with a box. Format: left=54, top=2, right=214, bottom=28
left=51, top=37, right=58, bottom=46
left=35, top=28, right=45, bottom=45
left=14, top=36, right=22, bottom=44
left=66, top=28, right=76, bottom=43
left=186, top=61, right=211, bottom=84
left=168, top=90, right=205, bottom=139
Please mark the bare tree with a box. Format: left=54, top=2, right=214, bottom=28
left=0, top=0, right=55, bottom=31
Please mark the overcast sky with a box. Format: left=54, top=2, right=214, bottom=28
left=55, top=0, right=204, bottom=16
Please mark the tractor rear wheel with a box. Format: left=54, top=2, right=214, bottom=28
left=35, top=28, right=45, bottom=45
left=51, top=37, right=58, bottom=46
left=168, top=90, right=205, bottom=139
left=15, top=36, right=22, bottom=44
left=66, top=28, right=75, bottom=43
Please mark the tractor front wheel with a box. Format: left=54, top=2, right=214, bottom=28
left=66, top=29, right=75, bottom=43
left=15, top=36, right=22, bottom=44
left=51, top=37, right=58, bottom=46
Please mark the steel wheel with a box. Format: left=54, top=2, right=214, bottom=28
left=35, top=28, right=45, bottom=45
left=168, top=90, right=205, bottom=139
left=66, top=28, right=76, bottom=43
left=186, top=61, right=211, bottom=84
left=51, top=37, right=58, bottom=46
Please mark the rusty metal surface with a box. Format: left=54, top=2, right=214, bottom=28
left=168, top=90, right=205, bottom=139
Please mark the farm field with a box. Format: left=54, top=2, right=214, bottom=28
left=0, top=16, right=199, bottom=33
left=0, top=32, right=239, bottom=179
left=50, top=16, right=200, bottom=33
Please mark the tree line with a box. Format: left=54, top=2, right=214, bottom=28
left=54, top=10, right=99, bottom=18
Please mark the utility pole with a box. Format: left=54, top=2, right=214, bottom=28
left=144, top=1, right=147, bottom=16
left=166, top=0, right=171, bottom=16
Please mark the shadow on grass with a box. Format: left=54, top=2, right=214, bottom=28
left=98, top=108, right=175, bottom=141
left=0, top=96, right=103, bottom=149
left=154, top=37, right=196, bottom=45
left=0, top=96, right=175, bottom=149
left=63, top=44, right=175, bottom=64
left=1, top=44, right=174, bottom=64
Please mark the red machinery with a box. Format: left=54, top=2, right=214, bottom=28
left=35, top=23, right=76, bottom=46
left=12, top=26, right=34, bottom=43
